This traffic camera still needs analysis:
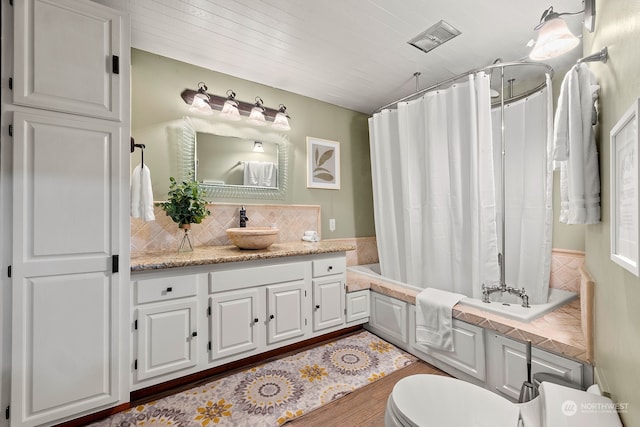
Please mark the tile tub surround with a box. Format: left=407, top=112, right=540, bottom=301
left=346, top=269, right=592, bottom=365
left=131, top=203, right=321, bottom=252
left=131, top=241, right=356, bottom=271
left=549, top=249, right=585, bottom=293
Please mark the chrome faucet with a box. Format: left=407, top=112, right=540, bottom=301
left=481, top=253, right=531, bottom=308
left=239, top=205, right=249, bottom=228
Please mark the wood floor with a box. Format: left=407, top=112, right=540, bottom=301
left=287, top=360, right=449, bottom=426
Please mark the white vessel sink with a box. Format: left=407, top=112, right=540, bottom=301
left=226, top=227, right=279, bottom=250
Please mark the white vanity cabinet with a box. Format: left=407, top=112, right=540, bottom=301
left=132, top=274, right=200, bottom=384
left=311, top=257, right=346, bottom=332
left=486, top=333, right=583, bottom=401
left=208, top=259, right=311, bottom=366
left=13, top=0, right=127, bottom=121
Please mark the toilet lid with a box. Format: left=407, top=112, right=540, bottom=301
left=391, top=375, right=520, bottom=427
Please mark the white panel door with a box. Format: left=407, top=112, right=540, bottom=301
left=11, top=110, right=123, bottom=427
left=136, top=300, right=198, bottom=381
left=312, top=277, right=345, bottom=331
left=266, top=281, right=305, bottom=345
left=13, top=0, right=127, bottom=120
left=210, top=289, right=260, bottom=360
left=410, top=309, right=486, bottom=381
left=369, top=292, right=408, bottom=344
left=487, top=334, right=583, bottom=401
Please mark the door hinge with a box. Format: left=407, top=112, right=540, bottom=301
left=208, top=341, right=212, bottom=351
left=134, top=359, right=137, bottom=370
left=304, top=318, right=307, bottom=326
left=7, top=265, right=11, bottom=278
left=112, top=55, right=120, bottom=74
left=8, top=124, right=12, bottom=137
left=112, top=254, right=119, bottom=273
left=5, top=405, right=9, bottom=420
left=134, top=319, right=138, bottom=330
left=8, top=77, right=12, bottom=90
left=207, top=306, right=211, bottom=316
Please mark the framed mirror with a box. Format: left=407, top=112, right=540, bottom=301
left=179, top=116, right=289, bottom=199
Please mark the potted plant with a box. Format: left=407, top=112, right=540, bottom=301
left=157, top=174, right=210, bottom=251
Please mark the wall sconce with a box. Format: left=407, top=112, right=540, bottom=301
left=248, top=97, right=267, bottom=126
left=189, top=82, right=214, bottom=115
left=272, top=105, right=291, bottom=131
left=220, top=90, right=241, bottom=121
left=253, top=141, right=265, bottom=152
left=529, top=0, right=595, bottom=61
left=180, top=84, right=292, bottom=130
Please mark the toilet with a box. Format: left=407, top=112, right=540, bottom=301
left=385, top=375, right=623, bottom=426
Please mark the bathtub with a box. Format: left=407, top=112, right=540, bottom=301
left=347, top=263, right=578, bottom=322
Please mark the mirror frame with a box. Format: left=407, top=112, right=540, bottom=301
left=180, top=116, right=289, bottom=200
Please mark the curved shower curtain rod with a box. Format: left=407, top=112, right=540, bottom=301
left=374, top=61, right=554, bottom=113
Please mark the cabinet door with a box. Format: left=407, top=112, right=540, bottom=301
left=267, top=281, right=306, bottom=345
left=135, top=300, right=198, bottom=381
left=369, top=292, right=408, bottom=344
left=11, top=110, right=126, bottom=427
left=346, top=290, right=370, bottom=323
left=312, top=276, right=345, bottom=331
left=13, top=0, right=128, bottom=120
left=487, top=334, right=583, bottom=401
left=210, top=289, right=260, bottom=360
left=410, top=309, right=486, bottom=381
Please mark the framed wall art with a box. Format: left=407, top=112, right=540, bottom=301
left=610, top=98, right=639, bottom=276
left=306, top=137, right=340, bottom=190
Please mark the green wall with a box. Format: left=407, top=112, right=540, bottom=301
left=582, top=1, right=640, bottom=424
left=131, top=48, right=374, bottom=238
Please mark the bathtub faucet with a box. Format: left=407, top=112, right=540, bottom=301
left=481, top=283, right=531, bottom=308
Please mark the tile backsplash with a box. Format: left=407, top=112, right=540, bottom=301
left=131, top=203, right=321, bottom=253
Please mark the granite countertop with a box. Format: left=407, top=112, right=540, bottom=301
left=131, top=241, right=356, bottom=271
left=346, top=270, right=590, bottom=365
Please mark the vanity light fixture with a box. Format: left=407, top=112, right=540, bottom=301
left=529, top=0, right=595, bottom=61
left=180, top=84, right=292, bottom=130
left=272, top=105, right=291, bottom=131
left=248, top=97, right=267, bottom=126
left=189, top=82, right=214, bottom=115
left=253, top=141, right=265, bottom=152
left=220, top=90, right=242, bottom=121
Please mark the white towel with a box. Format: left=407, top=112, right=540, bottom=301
left=243, top=161, right=261, bottom=186
left=553, top=63, right=601, bottom=224
left=260, top=162, right=277, bottom=187
left=130, top=163, right=155, bottom=221
left=415, top=288, right=465, bottom=352
left=243, top=161, right=277, bottom=187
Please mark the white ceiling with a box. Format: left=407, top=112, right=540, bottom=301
left=96, top=0, right=587, bottom=114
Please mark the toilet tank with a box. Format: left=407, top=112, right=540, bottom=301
left=540, top=382, right=623, bottom=426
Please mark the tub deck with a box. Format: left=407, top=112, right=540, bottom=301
left=347, top=269, right=591, bottom=365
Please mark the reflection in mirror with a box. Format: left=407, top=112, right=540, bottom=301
left=196, top=133, right=279, bottom=187
left=179, top=117, right=289, bottom=200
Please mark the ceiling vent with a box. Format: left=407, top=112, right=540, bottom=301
left=408, top=20, right=461, bottom=53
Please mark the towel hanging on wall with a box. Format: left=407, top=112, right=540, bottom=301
left=553, top=62, right=601, bottom=224
left=130, top=139, right=155, bottom=221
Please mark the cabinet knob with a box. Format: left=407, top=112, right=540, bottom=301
left=191, top=331, right=197, bottom=337
left=315, top=304, right=320, bottom=309
left=270, top=314, right=275, bottom=319
left=254, top=318, right=259, bottom=323
left=166, top=287, right=173, bottom=292
left=327, top=266, right=333, bottom=272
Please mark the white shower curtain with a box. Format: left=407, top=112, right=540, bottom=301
left=490, top=83, right=553, bottom=304
left=369, top=73, right=499, bottom=299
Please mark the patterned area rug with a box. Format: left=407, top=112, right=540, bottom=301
left=93, top=331, right=416, bottom=426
